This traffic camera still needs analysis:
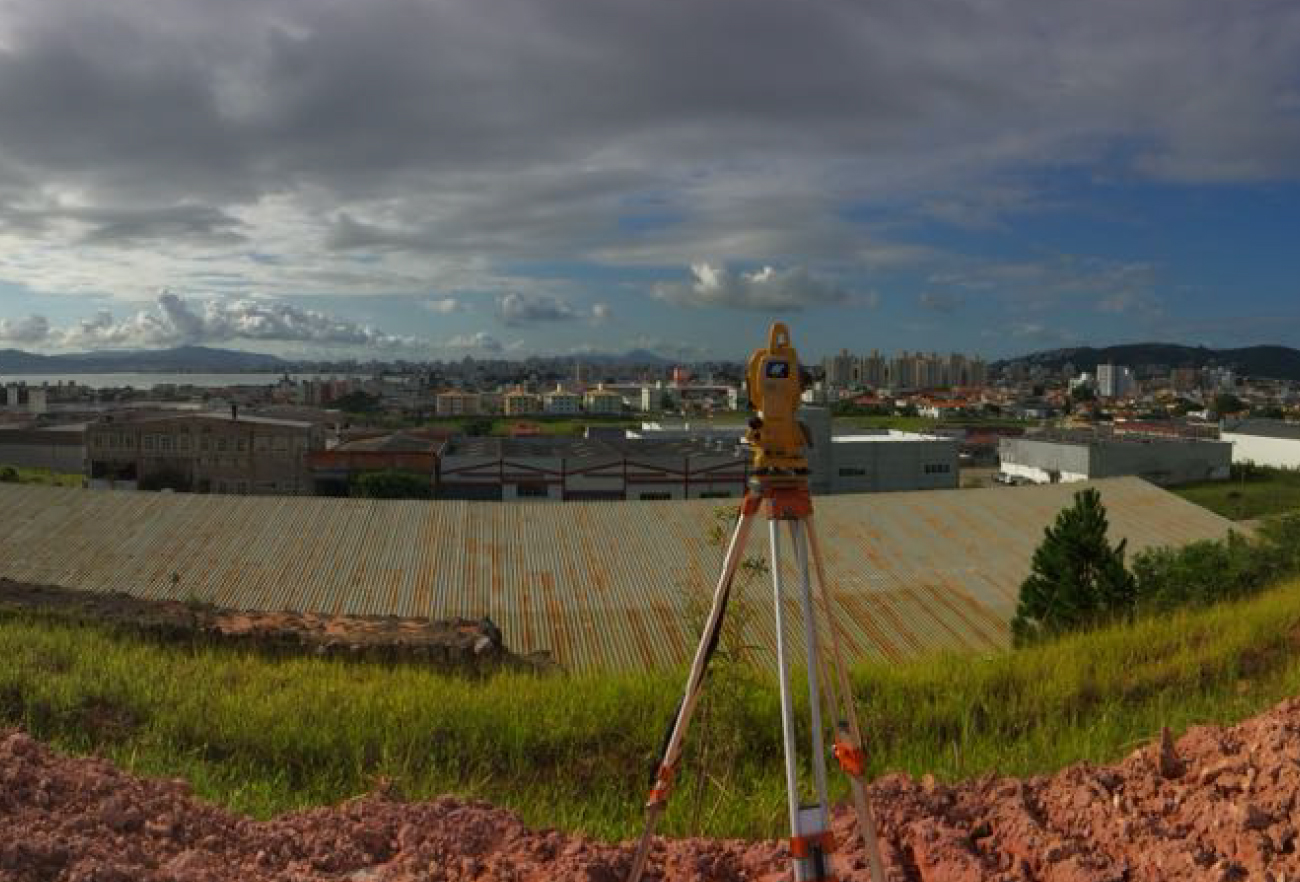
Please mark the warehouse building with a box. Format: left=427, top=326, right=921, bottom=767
left=1221, top=419, right=1300, bottom=470
left=999, top=431, right=1231, bottom=486
left=436, top=435, right=749, bottom=501
left=633, top=407, right=959, bottom=494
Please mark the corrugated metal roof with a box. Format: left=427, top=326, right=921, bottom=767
left=0, top=478, right=1242, bottom=671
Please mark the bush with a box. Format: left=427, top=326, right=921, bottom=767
left=1011, top=488, right=1137, bottom=646
left=0, top=466, right=17, bottom=483
left=1130, top=513, right=1300, bottom=614
left=351, top=469, right=432, bottom=499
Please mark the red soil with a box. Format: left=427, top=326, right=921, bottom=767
left=7, top=697, right=1300, bottom=880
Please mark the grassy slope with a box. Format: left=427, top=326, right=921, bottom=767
left=0, top=466, right=82, bottom=487
left=1172, top=468, right=1300, bottom=520
left=5, top=578, right=1300, bottom=839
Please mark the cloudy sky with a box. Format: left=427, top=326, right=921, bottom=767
left=0, top=0, right=1298, bottom=361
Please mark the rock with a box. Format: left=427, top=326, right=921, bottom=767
left=1158, top=726, right=1186, bottom=779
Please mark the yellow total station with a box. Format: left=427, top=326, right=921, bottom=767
left=745, top=322, right=809, bottom=475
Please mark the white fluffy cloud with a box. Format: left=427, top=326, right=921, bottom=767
left=653, top=263, right=853, bottom=311
left=444, top=331, right=504, bottom=353
left=425, top=297, right=464, bottom=314
left=0, top=292, right=416, bottom=350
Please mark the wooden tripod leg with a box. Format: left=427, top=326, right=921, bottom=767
left=805, top=517, right=888, bottom=882
left=625, top=496, right=760, bottom=882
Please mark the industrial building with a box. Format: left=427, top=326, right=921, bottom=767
left=436, top=435, right=749, bottom=501
left=1221, top=419, right=1300, bottom=469
left=0, top=478, right=1239, bottom=670
left=0, top=423, right=86, bottom=473
left=86, top=410, right=326, bottom=494
left=633, top=407, right=960, bottom=494
left=306, top=430, right=445, bottom=496
left=999, top=431, right=1231, bottom=486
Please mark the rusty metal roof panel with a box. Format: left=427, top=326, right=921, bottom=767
left=0, top=478, right=1242, bottom=671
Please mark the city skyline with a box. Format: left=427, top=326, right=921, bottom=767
left=0, top=0, right=1298, bottom=360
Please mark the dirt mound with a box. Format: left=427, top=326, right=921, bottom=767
left=0, top=579, right=554, bottom=672
left=8, top=697, right=1300, bottom=880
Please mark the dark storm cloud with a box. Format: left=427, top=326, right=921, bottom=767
left=0, top=0, right=1297, bottom=303
left=496, top=293, right=577, bottom=326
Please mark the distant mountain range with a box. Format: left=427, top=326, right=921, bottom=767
left=0, top=344, right=677, bottom=374
left=0, top=345, right=291, bottom=374
left=994, top=343, right=1300, bottom=381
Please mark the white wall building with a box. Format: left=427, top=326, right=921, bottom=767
left=999, top=433, right=1231, bottom=486
left=1221, top=420, right=1300, bottom=469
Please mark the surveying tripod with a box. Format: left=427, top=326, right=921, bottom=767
left=626, top=324, right=887, bottom=882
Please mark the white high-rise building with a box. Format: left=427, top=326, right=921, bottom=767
left=1097, top=364, right=1134, bottom=399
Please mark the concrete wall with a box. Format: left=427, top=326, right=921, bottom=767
left=999, top=438, right=1091, bottom=483
left=0, top=439, right=85, bottom=472
left=1090, top=439, right=1230, bottom=485
left=828, top=435, right=960, bottom=493
left=1223, top=432, right=1300, bottom=470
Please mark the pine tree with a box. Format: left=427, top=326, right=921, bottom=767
left=1011, top=487, right=1137, bottom=646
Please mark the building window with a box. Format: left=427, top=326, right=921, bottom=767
left=273, top=436, right=288, bottom=451
left=255, top=436, right=269, bottom=452
left=216, top=438, right=227, bottom=452
left=639, top=492, right=672, bottom=500
left=516, top=483, right=549, bottom=498
left=924, top=463, right=952, bottom=474
left=179, top=435, right=190, bottom=450
left=838, top=467, right=867, bottom=477
left=236, top=438, right=248, bottom=452
left=143, top=436, right=154, bottom=451
left=200, top=437, right=210, bottom=451
left=160, top=436, right=172, bottom=451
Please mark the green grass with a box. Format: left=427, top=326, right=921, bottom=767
left=1172, top=467, right=1300, bottom=520
left=0, top=465, right=82, bottom=487
left=7, top=579, right=1300, bottom=839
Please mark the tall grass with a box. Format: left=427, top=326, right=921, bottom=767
left=5, top=578, right=1300, bottom=839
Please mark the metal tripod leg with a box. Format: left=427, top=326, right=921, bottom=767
left=804, top=517, right=887, bottom=882
left=776, top=518, right=835, bottom=882
left=625, top=496, right=759, bottom=882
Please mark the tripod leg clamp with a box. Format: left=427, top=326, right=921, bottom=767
left=645, top=763, right=677, bottom=805
left=833, top=740, right=867, bottom=778
left=791, top=830, right=838, bottom=882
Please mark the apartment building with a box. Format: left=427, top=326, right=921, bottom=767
left=584, top=386, right=625, bottom=415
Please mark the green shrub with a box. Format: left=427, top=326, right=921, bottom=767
left=1130, top=512, right=1300, bottom=613
left=0, top=466, right=17, bottom=483
left=350, top=469, right=432, bottom=499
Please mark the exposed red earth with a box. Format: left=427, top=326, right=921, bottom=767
left=8, top=697, right=1300, bottom=881
left=0, top=579, right=554, bottom=672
